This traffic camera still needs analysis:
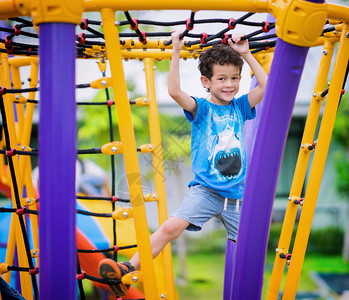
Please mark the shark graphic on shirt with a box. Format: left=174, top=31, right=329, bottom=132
left=207, top=109, right=245, bottom=182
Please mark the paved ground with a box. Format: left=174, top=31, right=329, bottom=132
left=316, top=273, right=349, bottom=296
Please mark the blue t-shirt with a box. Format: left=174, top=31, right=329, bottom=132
left=184, top=94, right=256, bottom=199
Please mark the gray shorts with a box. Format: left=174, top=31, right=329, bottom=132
left=172, top=184, right=241, bottom=240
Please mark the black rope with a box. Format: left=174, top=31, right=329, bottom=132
left=321, top=88, right=329, bottom=98
left=204, top=12, right=255, bottom=44
left=249, top=33, right=277, bottom=42
left=8, top=17, right=33, bottom=26
left=77, top=244, right=137, bottom=253
left=76, top=254, right=86, bottom=300
left=0, top=207, right=38, bottom=215
left=76, top=209, right=112, bottom=218
left=124, top=11, right=147, bottom=44
left=85, top=26, right=104, bottom=39
left=76, top=101, right=114, bottom=105
left=0, top=38, right=39, bottom=49
left=2, top=87, right=38, bottom=94
left=103, top=75, right=119, bottom=262
left=77, top=195, right=130, bottom=203
left=179, top=11, right=196, bottom=40
left=77, top=148, right=102, bottom=154
left=0, top=48, right=38, bottom=56
left=2, top=83, right=91, bottom=95
left=7, top=265, right=35, bottom=272
left=76, top=83, right=91, bottom=89
left=322, top=25, right=337, bottom=35
left=0, top=149, right=38, bottom=156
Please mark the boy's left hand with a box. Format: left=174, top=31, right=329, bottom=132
left=228, top=33, right=249, bottom=56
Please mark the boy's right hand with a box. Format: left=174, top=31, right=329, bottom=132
left=171, top=31, right=183, bottom=51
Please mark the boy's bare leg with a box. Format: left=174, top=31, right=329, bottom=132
left=130, top=216, right=189, bottom=270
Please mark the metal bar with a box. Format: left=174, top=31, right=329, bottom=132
left=85, top=0, right=269, bottom=12
left=100, top=8, right=159, bottom=299
left=144, top=58, right=176, bottom=299
left=39, top=22, right=76, bottom=300
left=282, top=23, right=349, bottom=299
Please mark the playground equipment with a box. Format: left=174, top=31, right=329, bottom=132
left=0, top=0, right=348, bottom=299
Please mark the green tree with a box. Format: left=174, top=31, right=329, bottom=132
left=332, top=92, right=349, bottom=260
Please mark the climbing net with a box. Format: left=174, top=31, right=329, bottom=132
left=0, top=9, right=344, bottom=300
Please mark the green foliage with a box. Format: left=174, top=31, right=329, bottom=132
left=333, top=93, right=349, bottom=196
left=77, top=87, right=149, bottom=169
left=333, top=152, right=349, bottom=195
left=155, top=59, right=171, bottom=73
left=333, top=93, right=349, bottom=147
left=267, top=224, right=344, bottom=255
left=175, top=225, right=343, bottom=256
left=78, top=86, right=191, bottom=172
left=307, top=226, right=344, bottom=255
left=159, top=113, right=191, bottom=166
left=183, top=229, right=227, bottom=254
left=267, top=223, right=297, bottom=253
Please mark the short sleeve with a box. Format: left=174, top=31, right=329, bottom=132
left=235, top=94, right=256, bottom=121
left=183, top=97, right=208, bottom=124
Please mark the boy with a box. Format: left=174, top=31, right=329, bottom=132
left=98, top=31, right=268, bottom=297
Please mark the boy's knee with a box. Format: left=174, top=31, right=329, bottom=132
left=159, top=218, right=186, bottom=241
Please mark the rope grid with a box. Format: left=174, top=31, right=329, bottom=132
left=0, top=12, right=339, bottom=59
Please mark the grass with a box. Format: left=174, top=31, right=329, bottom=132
left=172, top=252, right=226, bottom=300
left=80, top=250, right=349, bottom=299
left=172, top=252, right=349, bottom=300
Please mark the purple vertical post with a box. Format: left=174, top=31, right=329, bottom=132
left=229, top=39, right=309, bottom=299
left=39, top=23, right=76, bottom=300
left=223, top=240, right=236, bottom=300
left=223, top=15, right=276, bottom=299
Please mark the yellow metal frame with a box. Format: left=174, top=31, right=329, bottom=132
left=101, top=8, right=159, bottom=299
left=282, top=24, right=349, bottom=299
left=144, top=58, right=176, bottom=299
left=0, top=46, right=33, bottom=300
left=267, top=35, right=337, bottom=300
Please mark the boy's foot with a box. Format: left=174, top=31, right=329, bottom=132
left=98, top=259, right=135, bottom=297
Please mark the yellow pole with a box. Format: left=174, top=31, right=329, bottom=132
left=8, top=58, right=38, bottom=188
left=144, top=58, right=176, bottom=300
left=0, top=0, right=349, bottom=26
left=85, top=0, right=269, bottom=12
left=266, top=38, right=336, bottom=299
left=327, top=3, right=349, bottom=23
left=0, top=47, right=33, bottom=300
left=22, top=60, right=40, bottom=270
left=9, top=67, right=24, bottom=142
left=282, top=24, right=349, bottom=299
left=100, top=8, right=159, bottom=299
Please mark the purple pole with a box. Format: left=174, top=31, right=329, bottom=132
left=229, top=39, right=309, bottom=299
left=223, top=14, right=276, bottom=299
left=223, top=240, right=236, bottom=300
left=39, top=23, right=76, bottom=300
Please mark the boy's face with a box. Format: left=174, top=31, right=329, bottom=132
left=201, top=63, right=241, bottom=105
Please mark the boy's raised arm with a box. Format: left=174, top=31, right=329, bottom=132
left=229, top=35, right=268, bottom=109
left=168, top=31, right=197, bottom=115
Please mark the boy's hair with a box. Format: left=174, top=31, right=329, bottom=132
left=198, top=44, right=244, bottom=79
